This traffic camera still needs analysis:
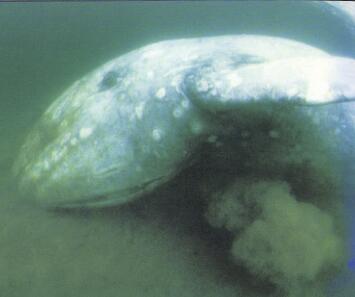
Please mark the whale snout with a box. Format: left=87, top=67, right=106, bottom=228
left=13, top=75, right=141, bottom=207
left=13, top=120, right=103, bottom=207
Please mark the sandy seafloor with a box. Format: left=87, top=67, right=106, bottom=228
left=0, top=2, right=355, bottom=297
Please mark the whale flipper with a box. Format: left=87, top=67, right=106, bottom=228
left=184, top=56, right=355, bottom=114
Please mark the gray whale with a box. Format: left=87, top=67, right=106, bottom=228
left=13, top=35, right=355, bottom=207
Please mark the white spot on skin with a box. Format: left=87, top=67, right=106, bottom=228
left=227, top=72, right=242, bottom=88
left=156, top=88, right=166, bottom=99
left=173, top=107, right=184, bottom=118
left=51, top=146, right=67, bottom=163
left=152, top=128, right=163, bottom=141
left=79, top=127, right=93, bottom=139
left=181, top=99, right=190, bottom=109
left=70, top=137, right=78, bottom=146
left=60, top=120, right=69, bottom=128
left=135, top=102, right=146, bottom=120
left=197, top=80, right=209, bottom=92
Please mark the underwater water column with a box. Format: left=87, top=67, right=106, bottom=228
left=323, top=2, right=355, bottom=293
left=333, top=0, right=355, bottom=273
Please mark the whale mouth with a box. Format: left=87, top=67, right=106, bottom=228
left=39, top=176, right=166, bottom=209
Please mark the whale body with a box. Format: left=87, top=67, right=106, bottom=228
left=13, top=35, right=355, bottom=207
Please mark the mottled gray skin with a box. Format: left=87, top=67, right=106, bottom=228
left=13, top=35, right=355, bottom=207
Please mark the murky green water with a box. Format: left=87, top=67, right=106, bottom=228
left=1, top=2, right=354, bottom=297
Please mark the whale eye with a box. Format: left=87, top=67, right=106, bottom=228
left=99, top=71, right=119, bottom=91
